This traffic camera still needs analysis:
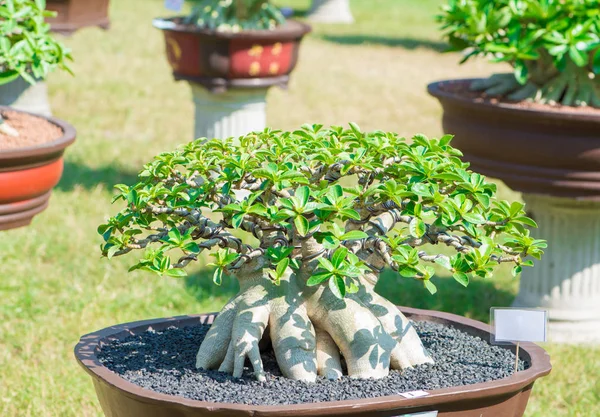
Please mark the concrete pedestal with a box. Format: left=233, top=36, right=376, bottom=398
left=190, top=83, right=268, bottom=140
left=513, top=194, right=600, bottom=343
left=307, top=0, right=354, bottom=24
left=0, top=77, right=52, bottom=117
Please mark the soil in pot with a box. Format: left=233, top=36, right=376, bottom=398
left=98, top=320, right=528, bottom=406
left=439, top=79, right=600, bottom=115
left=0, top=110, right=62, bottom=150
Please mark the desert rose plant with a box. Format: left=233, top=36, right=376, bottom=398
left=99, top=125, right=546, bottom=381
left=184, top=0, right=285, bottom=31
left=0, top=0, right=72, bottom=135
left=439, top=0, right=600, bottom=107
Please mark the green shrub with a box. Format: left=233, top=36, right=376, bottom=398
left=439, top=0, right=600, bottom=107
left=184, top=0, right=285, bottom=31
left=0, top=0, right=72, bottom=86
left=99, top=125, right=545, bottom=296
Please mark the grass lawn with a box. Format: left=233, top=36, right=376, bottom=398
left=0, top=0, right=598, bottom=415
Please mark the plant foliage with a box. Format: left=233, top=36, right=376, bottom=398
left=184, top=0, right=285, bottom=31
left=99, top=125, right=546, bottom=296
left=439, top=0, right=600, bottom=107
left=0, top=0, right=72, bottom=86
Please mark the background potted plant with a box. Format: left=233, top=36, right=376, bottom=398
left=153, top=0, right=311, bottom=139
left=76, top=125, right=550, bottom=416
left=428, top=0, right=600, bottom=342
left=1, top=0, right=76, bottom=230
left=45, top=0, right=111, bottom=34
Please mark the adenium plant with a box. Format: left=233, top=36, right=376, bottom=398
left=439, top=0, right=600, bottom=107
left=0, top=0, right=72, bottom=135
left=184, top=0, right=285, bottom=31
left=99, top=125, right=545, bottom=382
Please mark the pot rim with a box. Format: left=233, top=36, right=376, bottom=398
left=0, top=106, right=76, bottom=162
left=152, top=16, right=312, bottom=40
left=74, top=306, right=552, bottom=416
left=427, top=78, right=600, bottom=123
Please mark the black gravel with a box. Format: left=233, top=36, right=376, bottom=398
left=98, top=321, right=528, bottom=405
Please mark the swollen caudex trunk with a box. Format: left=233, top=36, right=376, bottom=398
left=0, top=118, right=18, bottom=137
left=195, top=252, right=433, bottom=382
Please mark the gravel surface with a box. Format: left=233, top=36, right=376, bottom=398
left=98, top=321, right=528, bottom=405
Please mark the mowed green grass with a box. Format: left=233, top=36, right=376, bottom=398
left=0, top=0, right=598, bottom=415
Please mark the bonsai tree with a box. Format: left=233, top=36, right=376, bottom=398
left=184, top=0, right=285, bottom=31
left=99, top=125, right=546, bottom=382
left=0, top=0, right=72, bottom=136
left=439, top=0, right=600, bottom=107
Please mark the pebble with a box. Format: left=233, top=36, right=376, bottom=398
left=98, top=321, right=528, bottom=405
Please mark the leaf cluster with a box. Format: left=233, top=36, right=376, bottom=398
left=99, top=124, right=545, bottom=297
left=438, top=0, right=600, bottom=84
left=0, top=0, right=72, bottom=86
left=184, top=0, right=285, bottom=31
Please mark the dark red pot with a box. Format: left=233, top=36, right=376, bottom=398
left=0, top=107, right=76, bottom=231
left=75, top=306, right=551, bottom=417
left=153, top=17, right=311, bottom=91
left=427, top=79, right=600, bottom=200
left=46, top=0, right=110, bottom=35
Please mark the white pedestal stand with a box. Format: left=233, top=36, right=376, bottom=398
left=190, top=83, right=268, bottom=140
left=513, top=194, right=600, bottom=343
left=307, top=0, right=354, bottom=24
left=0, top=77, right=52, bottom=117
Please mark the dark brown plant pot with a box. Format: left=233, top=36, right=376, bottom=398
left=46, top=0, right=110, bottom=35
left=152, top=17, right=311, bottom=92
left=75, top=307, right=551, bottom=417
left=427, top=79, right=600, bottom=200
left=0, top=107, right=76, bottom=231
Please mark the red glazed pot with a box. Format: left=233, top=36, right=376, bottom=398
left=75, top=306, right=551, bottom=417
left=0, top=107, right=76, bottom=231
left=46, top=0, right=110, bottom=35
left=427, top=79, right=600, bottom=200
left=153, top=17, right=311, bottom=91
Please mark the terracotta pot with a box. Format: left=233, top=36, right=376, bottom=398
left=152, top=18, right=311, bottom=92
left=46, top=0, right=110, bottom=35
left=75, top=306, right=551, bottom=417
left=427, top=79, right=600, bottom=200
left=0, top=107, right=76, bottom=231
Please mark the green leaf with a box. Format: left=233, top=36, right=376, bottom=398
left=213, top=268, right=223, bottom=285
left=593, top=49, right=600, bottom=74
left=340, top=230, right=368, bottom=241
left=296, top=186, right=310, bottom=206
left=434, top=256, right=452, bottom=271
left=331, top=247, right=348, bottom=268
left=452, top=272, right=469, bottom=287
left=329, top=276, right=346, bottom=299
left=276, top=258, right=289, bottom=277
left=423, top=279, right=437, bottom=295
left=306, top=271, right=332, bottom=286
left=294, top=215, right=309, bottom=236
left=512, top=265, right=523, bottom=277
left=165, top=268, right=187, bottom=278
left=409, top=218, right=426, bottom=238
left=339, top=209, right=361, bottom=220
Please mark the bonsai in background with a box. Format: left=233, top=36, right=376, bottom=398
left=99, top=125, right=545, bottom=381
left=153, top=0, right=310, bottom=139
left=184, top=0, right=286, bottom=31
left=45, top=0, right=110, bottom=34
left=439, top=0, right=600, bottom=107
left=0, top=0, right=72, bottom=134
left=429, top=0, right=600, bottom=343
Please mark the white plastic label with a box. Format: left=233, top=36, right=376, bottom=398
left=399, top=390, right=429, bottom=399
left=164, top=0, right=184, bottom=11
left=492, top=308, right=547, bottom=342
left=394, top=412, right=438, bottom=417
